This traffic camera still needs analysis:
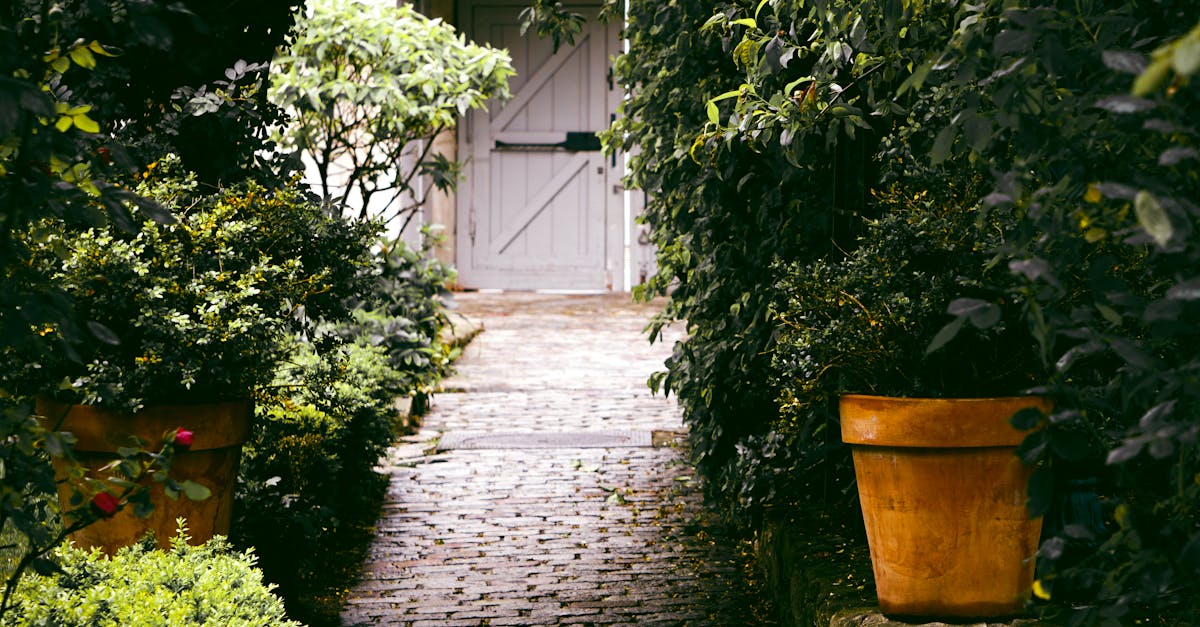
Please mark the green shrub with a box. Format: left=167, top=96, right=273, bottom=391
left=6, top=159, right=377, bottom=412
left=232, top=335, right=401, bottom=623
left=339, top=232, right=461, bottom=400
left=231, top=229, right=459, bottom=622
left=7, top=526, right=300, bottom=627
left=625, top=0, right=1200, bottom=622
left=236, top=339, right=398, bottom=550
left=607, top=0, right=833, bottom=525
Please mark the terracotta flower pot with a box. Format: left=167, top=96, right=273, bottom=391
left=839, top=394, right=1050, bottom=619
left=38, top=398, right=251, bottom=554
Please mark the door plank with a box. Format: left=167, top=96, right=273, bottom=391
left=490, top=31, right=592, bottom=133
left=489, top=153, right=591, bottom=256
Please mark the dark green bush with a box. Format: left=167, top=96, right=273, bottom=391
left=617, top=0, right=1200, bottom=622
left=234, top=234, right=459, bottom=621
left=8, top=527, right=300, bottom=626
left=607, top=0, right=839, bottom=524
left=339, top=232, right=461, bottom=399
left=7, top=160, right=377, bottom=412
left=233, top=338, right=399, bottom=611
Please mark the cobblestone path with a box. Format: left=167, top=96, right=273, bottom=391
left=341, top=292, right=772, bottom=626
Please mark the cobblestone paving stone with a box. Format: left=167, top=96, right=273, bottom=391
left=341, top=293, right=772, bottom=626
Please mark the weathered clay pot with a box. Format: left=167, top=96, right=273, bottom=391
left=839, top=394, right=1051, bottom=619
left=38, top=398, right=250, bottom=553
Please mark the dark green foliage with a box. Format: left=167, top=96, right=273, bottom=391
left=6, top=161, right=378, bottom=412
left=607, top=0, right=844, bottom=523
left=234, top=234, right=459, bottom=624
left=234, top=338, right=399, bottom=621
left=1, top=2, right=299, bottom=619
left=2, top=2, right=461, bottom=624
left=2, top=0, right=296, bottom=186
left=7, top=528, right=300, bottom=626
left=340, top=233, right=461, bottom=397
left=623, top=0, right=1200, bottom=622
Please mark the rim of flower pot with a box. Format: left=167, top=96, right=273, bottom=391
left=839, top=393, right=1051, bottom=449
left=36, top=398, right=252, bottom=452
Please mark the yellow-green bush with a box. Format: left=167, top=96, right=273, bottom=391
left=8, top=527, right=299, bottom=627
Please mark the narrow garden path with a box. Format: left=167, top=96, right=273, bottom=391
left=341, top=292, right=772, bottom=626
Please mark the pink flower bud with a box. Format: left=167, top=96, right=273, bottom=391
left=174, top=428, right=194, bottom=449
left=91, top=492, right=119, bottom=518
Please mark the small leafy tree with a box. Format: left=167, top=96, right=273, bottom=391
left=269, top=0, right=513, bottom=231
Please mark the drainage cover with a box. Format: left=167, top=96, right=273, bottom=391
left=437, top=430, right=652, bottom=451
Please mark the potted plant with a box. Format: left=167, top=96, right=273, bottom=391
left=7, top=157, right=377, bottom=552
left=772, top=187, right=1053, bottom=619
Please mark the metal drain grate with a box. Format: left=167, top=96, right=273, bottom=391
left=437, top=430, right=653, bottom=451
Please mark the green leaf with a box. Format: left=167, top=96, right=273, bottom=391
left=1016, top=430, right=1049, bottom=464
left=993, top=30, right=1034, bottom=55
left=68, top=46, right=96, bottom=69
left=1134, top=189, right=1172, bottom=246
left=1027, top=466, right=1054, bottom=517
left=88, top=40, right=117, bottom=57
left=926, top=315, right=965, bottom=354
left=967, top=302, right=1001, bottom=329
left=1173, top=35, right=1200, bottom=76
left=896, top=61, right=931, bottom=96
left=1010, top=408, right=1046, bottom=431
left=1167, top=277, right=1200, bottom=300
left=1109, top=338, right=1157, bottom=370
left=87, top=321, right=121, bottom=345
left=1132, top=58, right=1172, bottom=97
left=1106, top=438, right=1146, bottom=465
left=31, top=557, right=62, bottom=576
left=947, top=297, right=990, bottom=317
left=784, top=75, right=814, bottom=95
left=181, top=480, right=212, bottom=501
left=1094, top=95, right=1155, bottom=113
left=1102, top=50, right=1148, bottom=75
left=43, top=432, right=66, bottom=457
left=930, top=124, right=956, bottom=165
left=1095, top=303, right=1122, bottom=325
left=706, top=100, right=719, bottom=125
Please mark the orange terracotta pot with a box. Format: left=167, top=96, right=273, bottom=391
left=38, top=398, right=251, bottom=554
left=839, top=394, right=1051, bottom=619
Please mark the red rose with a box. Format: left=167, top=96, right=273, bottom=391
left=91, top=492, right=119, bottom=518
left=174, top=428, right=194, bottom=449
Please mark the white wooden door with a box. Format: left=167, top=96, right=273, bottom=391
left=457, top=2, right=622, bottom=291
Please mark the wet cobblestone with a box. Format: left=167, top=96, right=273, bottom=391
left=342, top=293, right=771, bottom=626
